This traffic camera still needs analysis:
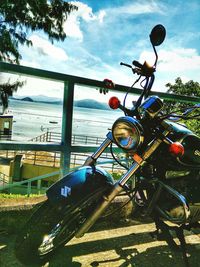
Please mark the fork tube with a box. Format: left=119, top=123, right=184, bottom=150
left=92, top=136, right=112, bottom=160
left=119, top=161, right=142, bottom=186
left=75, top=183, right=123, bottom=238
left=76, top=133, right=169, bottom=237
left=83, top=132, right=112, bottom=166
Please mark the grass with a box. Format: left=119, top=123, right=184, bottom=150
left=0, top=193, right=44, bottom=199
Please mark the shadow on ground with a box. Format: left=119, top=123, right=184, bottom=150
left=1, top=222, right=200, bottom=267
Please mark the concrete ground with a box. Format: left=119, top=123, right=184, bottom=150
left=1, top=219, right=200, bottom=267
left=1, top=196, right=200, bottom=266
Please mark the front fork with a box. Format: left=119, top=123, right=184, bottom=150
left=75, top=130, right=169, bottom=238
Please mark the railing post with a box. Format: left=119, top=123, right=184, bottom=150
left=27, top=181, right=31, bottom=196
left=60, top=80, right=74, bottom=176
left=37, top=180, right=41, bottom=195
left=33, top=151, right=36, bottom=165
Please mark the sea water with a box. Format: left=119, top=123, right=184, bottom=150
left=8, top=99, right=121, bottom=141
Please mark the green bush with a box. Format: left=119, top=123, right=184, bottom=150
left=0, top=193, right=43, bottom=199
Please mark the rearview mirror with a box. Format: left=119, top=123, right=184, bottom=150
left=150, top=24, right=166, bottom=46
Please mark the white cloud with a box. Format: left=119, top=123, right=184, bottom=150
left=15, top=1, right=200, bottom=99
left=71, top=1, right=97, bottom=21
left=64, top=1, right=106, bottom=41
left=30, top=35, right=68, bottom=61
left=139, top=48, right=200, bottom=73
left=13, top=76, right=64, bottom=98
left=98, top=10, right=106, bottom=24
left=63, top=1, right=163, bottom=42
left=139, top=50, right=155, bottom=66
left=64, top=14, right=83, bottom=40
left=70, top=1, right=106, bottom=22
left=159, top=48, right=200, bottom=72
left=132, top=47, right=200, bottom=92
left=20, top=60, right=41, bottom=69
left=105, top=1, right=164, bottom=16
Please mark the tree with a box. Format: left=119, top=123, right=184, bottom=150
left=0, top=79, right=25, bottom=114
left=164, top=77, right=200, bottom=135
left=0, top=0, right=77, bottom=113
left=0, top=0, right=77, bottom=64
left=166, top=77, right=200, bottom=97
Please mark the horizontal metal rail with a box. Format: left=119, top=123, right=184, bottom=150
left=0, top=172, right=9, bottom=186
left=1, top=62, right=199, bottom=103
left=0, top=61, right=199, bottom=193
left=0, top=170, right=61, bottom=195
left=31, top=131, right=105, bottom=145
left=0, top=130, right=12, bottom=140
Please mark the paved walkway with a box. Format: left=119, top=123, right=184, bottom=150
left=1, top=220, right=200, bottom=267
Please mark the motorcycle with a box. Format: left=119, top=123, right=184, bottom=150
left=15, top=25, right=200, bottom=267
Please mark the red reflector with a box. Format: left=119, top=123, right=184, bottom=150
left=109, top=96, right=120, bottom=109
left=103, top=78, right=115, bottom=89
left=169, top=142, right=184, bottom=157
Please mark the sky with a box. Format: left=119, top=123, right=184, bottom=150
left=4, top=0, right=200, bottom=102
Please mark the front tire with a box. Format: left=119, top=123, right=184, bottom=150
left=15, top=190, right=104, bottom=264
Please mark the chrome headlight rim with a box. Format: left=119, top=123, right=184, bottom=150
left=112, top=116, right=144, bottom=151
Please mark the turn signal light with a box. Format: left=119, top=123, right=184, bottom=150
left=169, top=142, right=184, bottom=157
left=109, top=97, right=120, bottom=109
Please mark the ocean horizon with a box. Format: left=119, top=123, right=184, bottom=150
left=8, top=99, right=121, bottom=142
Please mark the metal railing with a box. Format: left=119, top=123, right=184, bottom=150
left=0, top=61, right=199, bottom=194
left=0, top=172, right=9, bottom=186
left=72, top=134, right=105, bottom=145
left=31, top=131, right=105, bottom=145
left=0, top=130, right=12, bottom=140
left=0, top=170, right=61, bottom=196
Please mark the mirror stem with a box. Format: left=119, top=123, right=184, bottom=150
left=152, top=44, right=158, bottom=67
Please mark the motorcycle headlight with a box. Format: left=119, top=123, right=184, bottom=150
left=112, top=117, right=144, bottom=151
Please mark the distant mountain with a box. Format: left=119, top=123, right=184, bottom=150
left=29, top=95, right=62, bottom=104
left=74, top=99, right=109, bottom=110
left=10, top=95, right=110, bottom=110
left=10, top=95, right=63, bottom=105
left=21, top=97, right=34, bottom=102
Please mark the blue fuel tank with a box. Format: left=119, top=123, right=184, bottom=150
left=46, top=166, right=114, bottom=205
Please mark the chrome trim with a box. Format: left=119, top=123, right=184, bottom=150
left=91, top=132, right=112, bottom=160
left=165, top=170, right=190, bottom=179
left=157, top=181, right=190, bottom=222
left=112, top=116, right=144, bottom=152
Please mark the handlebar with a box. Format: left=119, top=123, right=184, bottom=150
left=120, top=62, right=142, bottom=76
left=132, top=60, right=143, bottom=68
left=120, top=62, right=132, bottom=68
left=120, top=60, right=143, bottom=69
left=120, top=60, right=155, bottom=77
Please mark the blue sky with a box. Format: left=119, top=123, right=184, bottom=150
left=10, top=0, right=200, bottom=101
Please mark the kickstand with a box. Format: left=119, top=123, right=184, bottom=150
left=151, top=218, right=191, bottom=267
left=176, top=226, right=190, bottom=267
left=151, top=217, right=178, bottom=250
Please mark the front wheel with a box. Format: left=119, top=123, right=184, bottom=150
left=15, top=190, right=104, bottom=264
